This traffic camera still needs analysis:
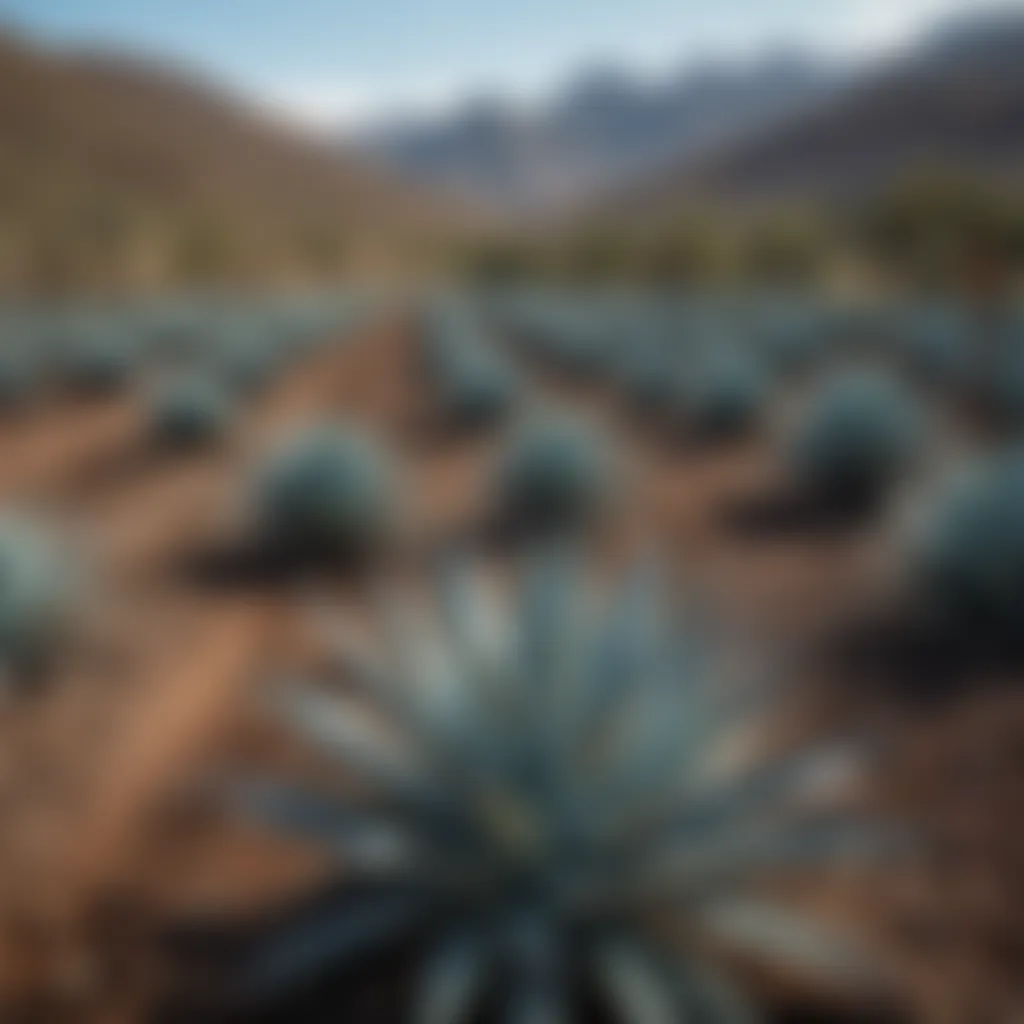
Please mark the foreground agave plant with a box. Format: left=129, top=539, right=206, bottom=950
left=229, top=556, right=882, bottom=1021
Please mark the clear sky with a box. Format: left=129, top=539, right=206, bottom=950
left=0, top=0, right=982, bottom=126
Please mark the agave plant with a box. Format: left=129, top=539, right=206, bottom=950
left=677, top=352, right=767, bottom=440
left=149, top=374, right=235, bottom=450
left=0, top=347, right=40, bottom=410
left=903, top=305, right=968, bottom=386
left=975, top=342, right=1024, bottom=430
left=492, top=415, right=614, bottom=536
left=788, top=373, right=925, bottom=512
left=251, top=426, right=399, bottom=562
left=226, top=556, right=884, bottom=1021
left=0, top=518, right=78, bottom=686
left=437, top=353, right=519, bottom=430
left=916, top=452, right=1024, bottom=648
left=63, top=333, right=135, bottom=395
left=214, top=340, right=279, bottom=398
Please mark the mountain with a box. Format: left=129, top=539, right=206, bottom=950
left=641, top=9, right=1024, bottom=205
left=0, top=31, right=454, bottom=293
left=357, top=53, right=847, bottom=216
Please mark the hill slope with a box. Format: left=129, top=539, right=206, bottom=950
left=644, top=11, right=1024, bottom=205
left=359, top=54, right=845, bottom=216
left=0, top=33, right=452, bottom=293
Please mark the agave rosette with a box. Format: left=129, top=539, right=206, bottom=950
left=230, top=555, right=883, bottom=1021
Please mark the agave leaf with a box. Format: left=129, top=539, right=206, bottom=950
left=653, top=746, right=868, bottom=849
left=373, top=577, right=526, bottom=808
left=414, top=928, right=491, bottom=1024
left=516, top=547, right=585, bottom=702
left=308, top=612, right=430, bottom=733
left=224, top=776, right=420, bottom=873
left=507, top=549, right=594, bottom=791
left=688, top=818, right=896, bottom=889
left=502, top=910, right=568, bottom=1024
left=267, top=685, right=434, bottom=806
left=375, top=584, right=485, bottom=752
left=607, top=676, right=791, bottom=837
left=505, top=980, right=568, bottom=1024
left=631, top=819, right=893, bottom=899
left=570, top=559, right=676, bottom=745
left=584, top=678, right=689, bottom=828
left=669, top=674, right=784, bottom=786
left=675, top=958, right=759, bottom=1024
left=696, top=898, right=874, bottom=987
left=239, top=889, right=425, bottom=1002
left=593, top=937, right=681, bottom=1024
left=438, top=557, right=509, bottom=679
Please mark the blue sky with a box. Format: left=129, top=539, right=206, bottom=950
left=0, top=0, right=977, bottom=125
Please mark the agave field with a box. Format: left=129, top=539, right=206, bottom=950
left=1, top=288, right=1024, bottom=1023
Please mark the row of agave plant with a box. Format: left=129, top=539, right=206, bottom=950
left=491, top=289, right=1024, bottom=433
left=0, top=295, right=366, bottom=445
left=6, top=290, right=1024, bottom=686
left=418, top=289, right=1024, bottom=658
left=0, top=295, right=367, bottom=689
left=480, top=290, right=936, bottom=519
left=417, top=292, right=928, bottom=540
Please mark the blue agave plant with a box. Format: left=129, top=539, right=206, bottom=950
left=918, top=452, right=1024, bottom=645
left=63, top=331, right=135, bottom=394
left=492, top=416, right=615, bottom=536
left=227, top=556, right=884, bottom=1021
left=788, top=372, right=925, bottom=511
left=149, top=374, right=236, bottom=450
left=251, top=426, right=400, bottom=561
left=0, top=518, right=78, bottom=685
left=677, top=351, right=767, bottom=440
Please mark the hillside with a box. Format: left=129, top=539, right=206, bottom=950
left=641, top=11, right=1024, bottom=206
left=359, top=53, right=845, bottom=216
left=0, top=32, right=455, bottom=293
